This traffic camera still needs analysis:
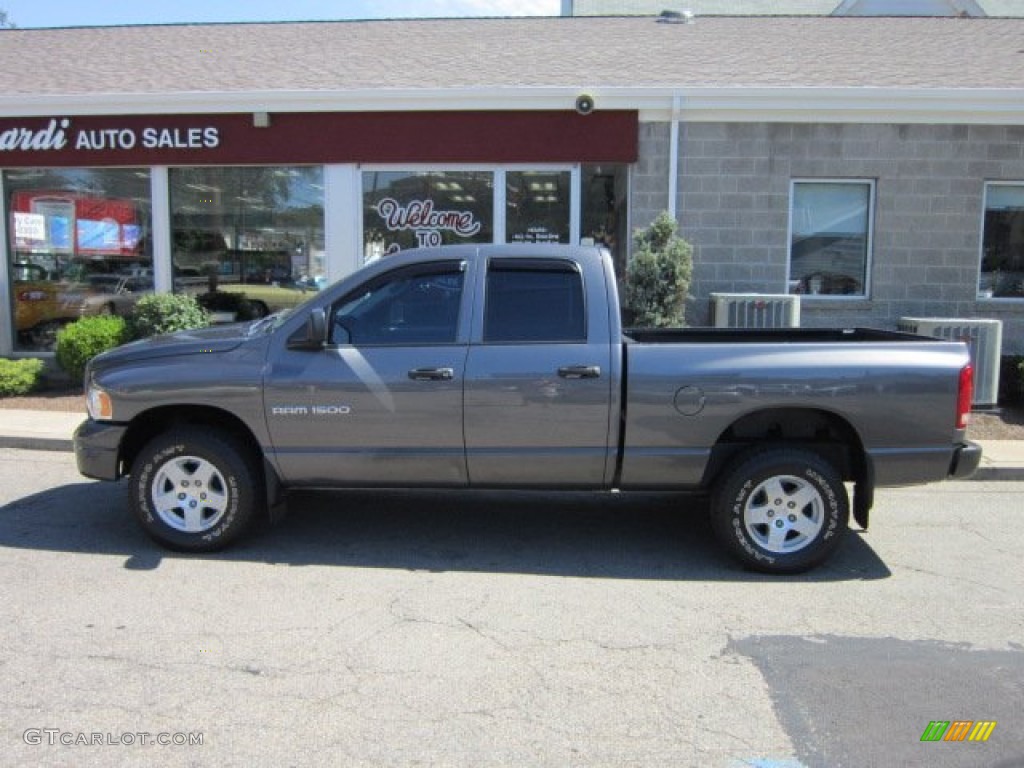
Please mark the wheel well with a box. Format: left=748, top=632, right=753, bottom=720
left=702, top=408, right=868, bottom=488
left=118, top=405, right=263, bottom=479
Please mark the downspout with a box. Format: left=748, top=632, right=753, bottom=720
left=668, top=92, right=682, bottom=218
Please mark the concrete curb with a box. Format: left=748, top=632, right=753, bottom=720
left=0, top=435, right=75, bottom=453
left=970, top=466, right=1024, bottom=482
left=0, top=410, right=82, bottom=455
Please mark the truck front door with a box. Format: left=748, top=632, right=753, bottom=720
left=264, top=260, right=470, bottom=486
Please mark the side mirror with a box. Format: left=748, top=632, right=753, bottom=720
left=287, top=308, right=328, bottom=350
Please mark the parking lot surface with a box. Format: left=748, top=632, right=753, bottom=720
left=1, top=448, right=1021, bottom=767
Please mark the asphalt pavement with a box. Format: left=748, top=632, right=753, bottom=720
left=1, top=407, right=1022, bottom=480
left=1, top=449, right=1021, bottom=767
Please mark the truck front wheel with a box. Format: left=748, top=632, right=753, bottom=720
left=130, top=428, right=262, bottom=552
left=710, top=448, right=849, bottom=574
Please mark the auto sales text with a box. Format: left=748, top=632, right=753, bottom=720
left=0, top=118, right=220, bottom=153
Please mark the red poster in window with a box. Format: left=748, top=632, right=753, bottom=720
left=11, top=191, right=140, bottom=257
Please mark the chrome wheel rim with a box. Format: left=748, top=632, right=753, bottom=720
left=151, top=456, right=229, bottom=533
left=743, top=474, right=824, bottom=554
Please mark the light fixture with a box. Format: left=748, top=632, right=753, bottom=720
left=253, top=112, right=271, bottom=128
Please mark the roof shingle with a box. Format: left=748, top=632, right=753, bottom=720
left=1, top=16, right=1023, bottom=97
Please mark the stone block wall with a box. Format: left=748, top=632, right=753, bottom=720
left=630, top=121, right=1024, bottom=353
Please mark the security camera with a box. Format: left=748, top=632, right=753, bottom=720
left=575, top=94, right=595, bottom=115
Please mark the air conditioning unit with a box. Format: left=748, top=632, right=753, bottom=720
left=710, top=293, right=801, bottom=329
left=898, top=317, right=1003, bottom=408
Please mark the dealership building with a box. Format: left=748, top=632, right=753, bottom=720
left=1, top=12, right=1022, bottom=356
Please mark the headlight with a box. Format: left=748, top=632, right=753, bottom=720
left=86, top=386, right=114, bottom=421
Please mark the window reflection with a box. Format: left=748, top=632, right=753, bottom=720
left=581, top=164, right=628, bottom=275
left=789, top=181, right=872, bottom=297
left=169, top=167, right=325, bottom=315
left=5, top=168, right=153, bottom=350
left=981, top=184, right=1024, bottom=299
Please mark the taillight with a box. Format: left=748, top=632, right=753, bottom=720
left=956, top=363, right=973, bottom=430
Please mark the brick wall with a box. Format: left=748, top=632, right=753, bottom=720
left=631, top=121, right=1024, bottom=353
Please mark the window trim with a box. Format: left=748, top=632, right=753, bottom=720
left=978, top=181, right=1024, bottom=302
left=787, top=178, right=875, bottom=300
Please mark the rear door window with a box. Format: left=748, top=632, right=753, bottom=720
left=483, top=259, right=586, bottom=343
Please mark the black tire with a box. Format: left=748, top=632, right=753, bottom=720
left=130, top=427, right=263, bottom=552
left=710, top=447, right=849, bottom=574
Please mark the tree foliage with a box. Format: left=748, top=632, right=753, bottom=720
left=624, top=211, right=693, bottom=327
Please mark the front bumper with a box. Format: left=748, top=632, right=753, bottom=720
left=74, top=419, right=128, bottom=481
left=949, top=440, right=983, bottom=480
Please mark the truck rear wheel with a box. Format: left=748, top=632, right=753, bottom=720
left=710, top=447, right=849, bottom=574
left=130, top=428, right=262, bottom=552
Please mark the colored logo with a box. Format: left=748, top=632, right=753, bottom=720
left=920, top=720, right=996, bottom=742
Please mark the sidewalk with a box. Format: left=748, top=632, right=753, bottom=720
left=0, top=408, right=82, bottom=452
left=1, top=407, right=1022, bottom=480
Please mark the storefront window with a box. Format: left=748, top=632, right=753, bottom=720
left=362, top=171, right=493, bottom=261
left=5, top=168, right=153, bottom=351
left=359, top=166, right=626, bottom=270
left=581, top=164, right=629, bottom=275
left=980, top=183, right=1024, bottom=299
left=789, top=180, right=873, bottom=297
left=169, top=167, right=325, bottom=315
left=506, top=171, right=571, bottom=245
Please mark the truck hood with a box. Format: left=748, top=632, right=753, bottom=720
left=91, top=323, right=250, bottom=371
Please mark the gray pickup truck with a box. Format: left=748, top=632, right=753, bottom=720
left=74, top=244, right=981, bottom=573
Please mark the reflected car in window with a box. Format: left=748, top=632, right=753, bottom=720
left=80, top=275, right=154, bottom=317
left=13, top=261, right=89, bottom=349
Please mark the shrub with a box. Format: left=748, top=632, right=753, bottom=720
left=0, top=357, right=45, bottom=397
left=624, top=211, right=693, bottom=327
left=55, top=316, right=129, bottom=382
left=128, top=293, right=209, bottom=340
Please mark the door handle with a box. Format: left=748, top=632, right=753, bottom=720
left=557, top=365, right=601, bottom=379
left=408, top=367, right=454, bottom=381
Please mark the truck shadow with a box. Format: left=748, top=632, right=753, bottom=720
left=0, top=482, right=891, bottom=581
